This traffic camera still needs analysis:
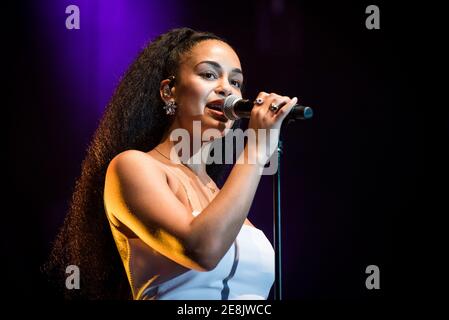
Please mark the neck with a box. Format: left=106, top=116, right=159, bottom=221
left=156, top=129, right=213, bottom=176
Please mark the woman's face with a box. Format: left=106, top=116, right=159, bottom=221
left=172, top=40, right=243, bottom=140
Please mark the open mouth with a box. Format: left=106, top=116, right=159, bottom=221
left=206, top=103, right=223, bottom=112
left=206, top=102, right=228, bottom=122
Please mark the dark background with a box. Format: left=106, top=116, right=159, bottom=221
left=5, top=0, right=420, bottom=300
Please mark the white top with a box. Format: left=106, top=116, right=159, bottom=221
left=106, top=155, right=275, bottom=300
left=137, top=210, right=275, bottom=300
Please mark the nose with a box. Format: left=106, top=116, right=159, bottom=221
left=215, top=79, right=233, bottom=97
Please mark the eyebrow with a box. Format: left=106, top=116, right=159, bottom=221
left=195, top=60, right=243, bottom=75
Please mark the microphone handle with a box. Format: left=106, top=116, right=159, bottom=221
left=233, top=99, right=313, bottom=120
left=287, top=104, right=314, bottom=121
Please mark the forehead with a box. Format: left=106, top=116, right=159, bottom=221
left=182, top=40, right=241, bottom=70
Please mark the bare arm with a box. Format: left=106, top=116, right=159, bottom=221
left=105, top=93, right=297, bottom=271
left=191, top=93, right=298, bottom=269
left=187, top=148, right=263, bottom=269
left=105, top=146, right=262, bottom=271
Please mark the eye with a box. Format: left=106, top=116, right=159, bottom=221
left=231, top=79, right=242, bottom=89
left=201, top=72, right=218, bottom=80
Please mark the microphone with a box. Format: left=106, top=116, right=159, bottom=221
left=222, top=95, right=313, bottom=121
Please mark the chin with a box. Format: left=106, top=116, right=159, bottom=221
left=207, top=117, right=228, bottom=128
left=202, top=119, right=229, bottom=140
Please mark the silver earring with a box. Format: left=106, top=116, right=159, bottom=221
left=163, top=100, right=177, bottom=115
left=163, top=85, right=171, bottom=98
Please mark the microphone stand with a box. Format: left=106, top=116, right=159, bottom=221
left=273, top=130, right=284, bottom=300
left=272, top=118, right=299, bottom=300
left=272, top=110, right=313, bottom=300
left=273, top=138, right=283, bottom=300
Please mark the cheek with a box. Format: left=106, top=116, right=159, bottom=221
left=177, top=78, right=210, bottom=114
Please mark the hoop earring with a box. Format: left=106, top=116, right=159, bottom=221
left=163, top=100, right=177, bottom=115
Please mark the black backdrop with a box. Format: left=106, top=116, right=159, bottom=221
left=5, top=0, right=420, bottom=301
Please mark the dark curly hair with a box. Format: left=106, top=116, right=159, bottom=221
left=43, top=27, right=242, bottom=300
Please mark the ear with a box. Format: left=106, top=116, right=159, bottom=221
left=159, top=78, right=175, bottom=103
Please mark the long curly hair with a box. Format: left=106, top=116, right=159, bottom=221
left=43, top=27, right=241, bottom=300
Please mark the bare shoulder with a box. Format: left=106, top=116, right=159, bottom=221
left=104, top=149, right=171, bottom=221
left=107, top=149, right=164, bottom=180
left=110, top=149, right=155, bottom=167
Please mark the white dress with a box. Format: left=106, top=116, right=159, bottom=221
left=107, top=155, right=275, bottom=300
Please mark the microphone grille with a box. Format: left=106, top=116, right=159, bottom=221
left=223, top=95, right=241, bottom=120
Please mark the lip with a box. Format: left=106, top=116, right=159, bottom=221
left=206, top=99, right=225, bottom=110
left=206, top=99, right=228, bottom=122
left=207, top=107, right=228, bottom=122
